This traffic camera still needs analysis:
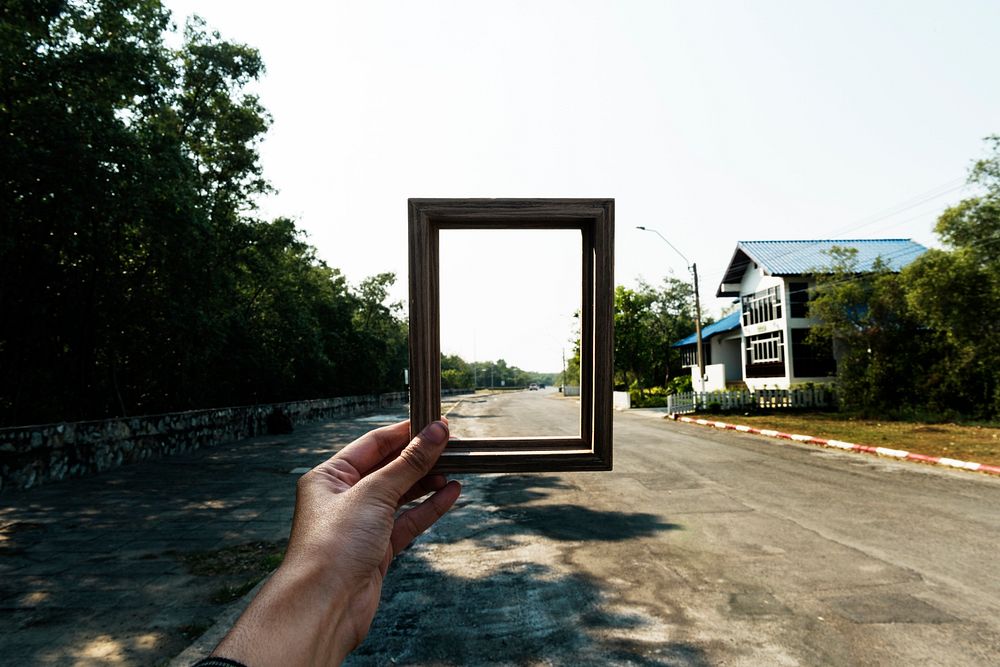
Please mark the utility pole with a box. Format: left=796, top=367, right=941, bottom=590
left=690, top=263, right=705, bottom=385
left=561, top=348, right=566, bottom=393
left=636, top=226, right=706, bottom=391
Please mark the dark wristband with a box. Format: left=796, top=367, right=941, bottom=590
left=192, top=658, right=249, bottom=667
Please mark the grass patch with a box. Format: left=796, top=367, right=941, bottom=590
left=180, top=539, right=286, bottom=605
left=691, top=412, right=1000, bottom=467
left=211, top=579, right=263, bottom=605
left=178, top=621, right=212, bottom=641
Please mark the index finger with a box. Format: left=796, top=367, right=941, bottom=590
left=371, top=421, right=450, bottom=499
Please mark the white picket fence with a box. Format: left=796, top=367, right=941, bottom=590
left=667, top=387, right=834, bottom=415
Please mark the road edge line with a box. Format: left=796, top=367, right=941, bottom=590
left=670, top=415, right=1000, bottom=477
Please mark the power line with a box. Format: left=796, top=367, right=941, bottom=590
left=828, top=178, right=966, bottom=237
left=690, top=177, right=970, bottom=286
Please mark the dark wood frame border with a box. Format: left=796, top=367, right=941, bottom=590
left=408, top=198, right=614, bottom=473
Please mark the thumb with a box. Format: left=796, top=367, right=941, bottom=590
left=370, top=421, right=450, bottom=499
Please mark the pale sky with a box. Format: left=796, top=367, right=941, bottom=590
left=163, top=0, right=1000, bottom=372
left=439, top=229, right=580, bottom=373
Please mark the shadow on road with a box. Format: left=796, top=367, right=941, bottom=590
left=351, top=474, right=704, bottom=666
left=485, top=475, right=681, bottom=542
left=444, top=411, right=501, bottom=419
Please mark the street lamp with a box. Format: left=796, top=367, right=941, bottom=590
left=636, top=226, right=706, bottom=390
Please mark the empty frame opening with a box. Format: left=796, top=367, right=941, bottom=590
left=438, top=229, right=582, bottom=439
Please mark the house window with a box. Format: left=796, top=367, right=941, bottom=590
left=741, top=286, right=783, bottom=326
left=790, top=328, right=835, bottom=377
left=679, top=343, right=711, bottom=368
left=747, top=330, right=784, bottom=364
left=745, top=330, right=785, bottom=378
left=789, top=282, right=809, bottom=318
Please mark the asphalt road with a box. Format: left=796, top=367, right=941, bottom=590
left=445, top=387, right=579, bottom=438
left=348, top=389, right=1000, bottom=666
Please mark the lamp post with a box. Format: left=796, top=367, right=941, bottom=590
left=636, top=226, right=706, bottom=390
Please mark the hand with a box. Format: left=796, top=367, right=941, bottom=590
left=211, top=420, right=461, bottom=666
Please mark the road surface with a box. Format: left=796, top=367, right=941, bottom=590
left=445, top=387, right=579, bottom=438
left=347, top=389, right=1000, bottom=666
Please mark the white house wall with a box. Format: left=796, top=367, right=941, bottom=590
left=714, top=333, right=742, bottom=382
left=735, top=267, right=835, bottom=389
left=738, top=265, right=790, bottom=389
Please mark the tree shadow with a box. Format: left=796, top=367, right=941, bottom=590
left=445, top=411, right=501, bottom=419
left=0, top=419, right=377, bottom=664
left=495, top=504, right=680, bottom=542
left=350, top=559, right=710, bottom=666
left=481, top=475, right=681, bottom=542
left=348, top=473, right=700, bottom=666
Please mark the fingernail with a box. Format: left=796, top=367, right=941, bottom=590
left=424, top=421, right=448, bottom=444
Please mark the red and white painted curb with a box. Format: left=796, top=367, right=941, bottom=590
left=673, top=415, right=1000, bottom=477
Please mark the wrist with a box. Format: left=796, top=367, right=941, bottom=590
left=213, top=559, right=355, bottom=666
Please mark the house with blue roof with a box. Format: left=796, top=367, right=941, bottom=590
left=672, top=311, right=742, bottom=390
left=674, top=239, right=928, bottom=391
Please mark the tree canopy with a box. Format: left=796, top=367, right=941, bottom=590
left=808, top=136, right=1000, bottom=419
left=441, top=355, right=556, bottom=390
left=614, top=277, right=697, bottom=393
left=558, top=278, right=696, bottom=393
left=0, top=1, right=407, bottom=426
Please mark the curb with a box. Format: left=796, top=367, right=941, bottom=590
left=671, top=415, right=1000, bottom=477
left=169, top=576, right=271, bottom=666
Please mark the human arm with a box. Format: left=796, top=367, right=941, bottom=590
left=208, top=419, right=461, bottom=666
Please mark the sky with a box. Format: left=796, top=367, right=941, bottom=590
left=163, top=0, right=1000, bottom=372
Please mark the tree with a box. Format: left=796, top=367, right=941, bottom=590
left=344, top=273, right=408, bottom=393
left=807, top=249, right=933, bottom=416
left=441, top=355, right=472, bottom=389
left=1, top=0, right=183, bottom=421
left=807, top=133, right=1000, bottom=421
left=0, top=2, right=410, bottom=425
left=901, top=136, right=1000, bottom=418
left=613, top=278, right=696, bottom=394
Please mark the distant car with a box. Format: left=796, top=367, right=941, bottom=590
left=528, top=383, right=539, bottom=391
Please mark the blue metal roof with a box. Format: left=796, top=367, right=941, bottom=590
left=717, top=239, right=928, bottom=296
left=672, top=310, right=741, bottom=348
left=741, top=239, right=927, bottom=274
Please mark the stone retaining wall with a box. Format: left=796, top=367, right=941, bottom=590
left=0, top=392, right=413, bottom=494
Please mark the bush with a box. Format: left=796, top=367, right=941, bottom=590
left=629, top=385, right=672, bottom=408
left=666, top=375, right=693, bottom=395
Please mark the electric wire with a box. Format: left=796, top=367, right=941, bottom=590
left=683, top=177, right=973, bottom=285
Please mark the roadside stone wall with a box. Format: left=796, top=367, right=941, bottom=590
left=0, top=392, right=411, bottom=494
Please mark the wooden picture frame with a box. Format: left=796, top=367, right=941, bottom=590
left=408, top=198, right=614, bottom=473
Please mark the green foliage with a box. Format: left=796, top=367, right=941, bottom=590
left=0, top=2, right=408, bottom=425
left=808, top=249, right=935, bottom=416
left=440, top=355, right=556, bottom=389
left=559, top=278, right=695, bottom=392
left=614, top=278, right=696, bottom=394
left=900, top=138, right=1000, bottom=418
left=666, top=374, right=693, bottom=395
left=628, top=385, right=675, bottom=408
left=560, top=351, right=581, bottom=387
left=808, top=136, right=1000, bottom=420
left=557, top=326, right=581, bottom=387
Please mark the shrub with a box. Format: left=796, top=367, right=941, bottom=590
left=629, top=385, right=673, bottom=408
